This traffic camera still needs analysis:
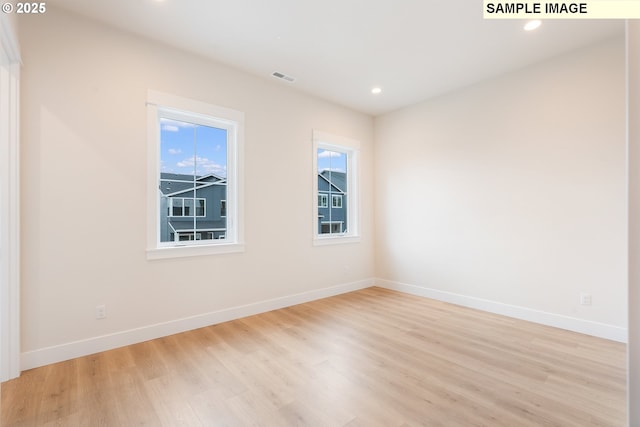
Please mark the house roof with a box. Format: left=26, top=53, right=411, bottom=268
left=159, top=173, right=225, bottom=196
left=320, top=170, right=346, bottom=193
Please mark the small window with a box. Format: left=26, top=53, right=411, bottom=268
left=321, top=222, right=344, bottom=234
left=147, top=91, right=244, bottom=259
left=313, top=130, right=359, bottom=244
left=220, top=200, right=227, bottom=217
left=317, top=150, right=347, bottom=236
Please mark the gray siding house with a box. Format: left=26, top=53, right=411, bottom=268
left=318, top=170, right=347, bottom=234
left=160, top=171, right=344, bottom=240
left=159, top=173, right=227, bottom=242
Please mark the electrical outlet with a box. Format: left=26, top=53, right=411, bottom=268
left=579, top=293, right=592, bottom=306
left=95, top=304, right=107, bottom=319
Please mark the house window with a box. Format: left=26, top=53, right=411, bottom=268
left=321, top=222, right=344, bottom=234
left=167, top=198, right=206, bottom=217
left=220, top=200, right=227, bottom=217
left=313, top=130, right=359, bottom=244
left=147, top=91, right=244, bottom=259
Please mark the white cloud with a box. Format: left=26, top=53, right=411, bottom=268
left=160, top=118, right=196, bottom=132
left=176, top=156, right=226, bottom=177
left=177, top=156, right=199, bottom=168
left=318, top=150, right=343, bottom=158
left=168, top=148, right=182, bottom=155
left=161, top=124, right=180, bottom=132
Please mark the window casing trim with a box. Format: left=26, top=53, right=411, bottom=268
left=312, top=130, right=360, bottom=245
left=146, top=90, right=244, bottom=259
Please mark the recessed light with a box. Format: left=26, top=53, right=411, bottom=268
left=371, top=87, right=382, bottom=94
left=524, top=20, right=541, bottom=31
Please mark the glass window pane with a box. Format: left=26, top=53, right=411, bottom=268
left=172, top=198, right=183, bottom=216
left=194, top=125, right=227, bottom=177
left=160, top=118, right=199, bottom=178
left=196, top=199, right=205, bottom=217
left=159, top=117, right=228, bottom=243
left=195, top=125, right=226, bottom=242
left=317, top=148, right=348, bottom=235
left=184, top=198, right=194, bottom=216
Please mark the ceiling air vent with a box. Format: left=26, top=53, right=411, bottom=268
left=272, top=71, right=296, bottom=82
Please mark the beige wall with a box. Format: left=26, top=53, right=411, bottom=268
left=374, top=37, right=627, bottom=332
left=19, top=8, right=374, bottom=355
left=18, top=6, right=628, bottom=369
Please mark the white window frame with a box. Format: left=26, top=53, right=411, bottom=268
left=147, top=91, right=244, bottom=259
left=331, top=194, right=343, bottom=208
left=0, top=13, right=21, bottom=381
left=312, top=130, right=360, bottom=245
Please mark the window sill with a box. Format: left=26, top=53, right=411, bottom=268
left=147, top=242, right=244, bottom=260
left=313, top=235, right=361, bottom=246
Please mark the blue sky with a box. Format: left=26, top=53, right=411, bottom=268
left=160, top=118, right=227, bottom=177
left=317, top=149, right=347, bottom=173
left=160, top=120, right=345, bottom=178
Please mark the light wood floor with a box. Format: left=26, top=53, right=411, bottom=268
left=1, top=287, right=627, bottom=426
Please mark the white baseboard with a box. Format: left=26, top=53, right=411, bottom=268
left=21, top=279, right=373, bottom=371
left=375, top=279, right=627, bottom=343
left=21, top=276, right=626, bottom=371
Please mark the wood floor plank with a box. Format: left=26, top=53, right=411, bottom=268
left=1, top=287, right=627, bottom=426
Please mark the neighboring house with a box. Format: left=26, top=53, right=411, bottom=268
left=318, top=170, right=347, bottom=234
left=159, top=173, right=227, bottom=242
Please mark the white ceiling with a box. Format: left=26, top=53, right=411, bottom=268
left=48, top=0, right=624, bottom=116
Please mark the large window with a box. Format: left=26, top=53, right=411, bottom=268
left=313, top=130, right=359, bottom=244
left=147, top=91, right=244, bottom=259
